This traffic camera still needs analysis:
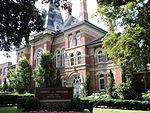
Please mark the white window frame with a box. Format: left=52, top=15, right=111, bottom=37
left=76, top=33, right=81, bottom=46
left=56, top=50, right=61, bottom=67
left=61, top=49, right=65, bottom=67
left=69, top=36, right=73, bottom=48
left=99, top=74, right=105, bottom=91
left=36, top=50, right=41, bottom=68
left=70, top=53, right=74, bottom=66
left=77, top=52, right=82, bottom=65
left=97, top=51, right=103, bottom=63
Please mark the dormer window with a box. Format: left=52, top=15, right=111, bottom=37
left=69, top=36, right=73, bottom=48
left=76, top=33, right=81, bottom=46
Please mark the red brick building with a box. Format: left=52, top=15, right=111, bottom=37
left=0, top=62, right=12, bottom=85
left=16, top=0, right=149, bottom=94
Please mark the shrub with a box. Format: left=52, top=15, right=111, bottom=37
left=90, top=92, right=108, bottom=99
left=83, top=73, right=92, bottom=96
left=142, top=90, right=150, bottom=101
left=82, top=100, right=93, bottom=113
left=70, top=98, right=83, bottom=112
left=24, top=97, right=41, bottom=112
left=91, top=98, right=150, bottom=110
left=106, top=69, right=115, bottom=98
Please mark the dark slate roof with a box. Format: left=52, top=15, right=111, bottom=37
left=86, top=36, right=104, bottom=46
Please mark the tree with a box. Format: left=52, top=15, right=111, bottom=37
left=2, top=79, right=8, bottom=91
left=55, top=69, right=62, bottom=87
left=106, top=69, right=115, bottom=98
left=0, top=0, right=69, bottom=51
left=35, top=50, right=53, bottom=87
left=0, top=0, right=44, bottom=51
left=7, top=69, right=17, bottom=91
left=83, top=73, right=92, bottom=96
left=16, top=56, right=32, bottom=93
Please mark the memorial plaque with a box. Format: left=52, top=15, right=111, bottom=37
left=35, top=87, right=73, bottom=100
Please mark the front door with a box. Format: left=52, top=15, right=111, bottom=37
left=72, top=76, right=82, bottom=95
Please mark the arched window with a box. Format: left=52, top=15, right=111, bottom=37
left=35, top=49, right=42, bottom=68
left=62, top=49, right=65, bottom=66
left=69, top=36, right=73, bottom=48
left=76, top=33, right=81, bottom=46
left=70, top=53, right=74, bottom=66
left=97, top=51, right=103, bottom=63
left=72, top=76, right=82, bottom=94
left=99, top=74, right=105, bottom=91
left=56, top=50, right=61, bottom=67
left=77, top=52, right=82, bottom=64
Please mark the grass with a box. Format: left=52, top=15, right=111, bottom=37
left=93, top=108, right=150, bottom=113
left=0, top=107, right=150, bottom=113
left=0, top=106, right=18, bottom=113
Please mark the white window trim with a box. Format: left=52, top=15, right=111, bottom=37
left=76, top=52, right=82, bottom=65
left=69, top=36, right=73, bottom=48
left=97, top=51, right=103, bottom=63
left=70, top=53, right=74, bottom=66
left=56, top=50, right=61, bottom=67
left=76, top=33, right=81, bottom=46
left=99, top=75, right=105, bottom=91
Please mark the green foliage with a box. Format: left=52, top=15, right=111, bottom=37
left=0, top=84, right=2, bottom=91
left=117, top=74, right=135, bottom=99
left=83, top=73, right=92, bottom=96
left=55, top=69, right=62, bottom=87
left=7, top=69, right=17, bottom=91
left=16, top=57, right=32, bottom=93
left=142, top=90, right=150, bottom=101
left=34, top=50, right=53, bottom=87
left=0, top=0, right=44, bottom=51
left=2, top=79, right=8, bottom=91
left=91, top=92, right=109, bottom=99
left=70, top=98, right=83, bottom=112
left=106, top=70, right=115, bottom=98
left=24, top=97, right=41, bottom=112
left=91, top=98, right=150, bottom=110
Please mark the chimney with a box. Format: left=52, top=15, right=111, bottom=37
left=65, top=2, right=72, bottom=18
left=79, top=0, right=88, bottom=20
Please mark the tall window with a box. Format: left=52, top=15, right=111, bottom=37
left=76, top=33, right=81, bottom=46
left=70, top=53, right=74, bottom=66
left=73, top=76, right=82, bottom=94
left=56, top=50, right=61, bottom=67
left=77, top=52, right=82, bottom=64
left=97, top=51, right=103, bottom=63
left=62, top=49, right=65, bottom=66
left=99, top=74, right=105, bottom=91
left=69, top=36, right=73, bottom=48
left=35, top=50, right=42, bottom=68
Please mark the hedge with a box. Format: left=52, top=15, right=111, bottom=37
left=0, top=94, right=34, bottom=107
left=90, top=99, right=150, bottom=110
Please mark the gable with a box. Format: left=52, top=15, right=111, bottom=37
left=61, top=16, right=80, bottom=30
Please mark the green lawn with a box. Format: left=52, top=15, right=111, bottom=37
left=0, top=107, right=18, bottom=113
left=93, top=108, right=150, bottom=113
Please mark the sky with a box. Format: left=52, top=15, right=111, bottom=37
left=0, top=0, right=108, bottom=65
